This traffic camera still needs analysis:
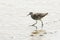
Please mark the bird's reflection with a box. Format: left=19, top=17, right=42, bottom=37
left=30, top=29, right=57, bottom=40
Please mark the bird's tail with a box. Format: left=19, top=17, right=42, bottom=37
left=43, top=12, right=48, bottom=17
left=45, top=12, right=48, bottom=15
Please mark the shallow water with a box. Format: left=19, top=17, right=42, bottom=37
left=0, top=0, right=60, bottom=40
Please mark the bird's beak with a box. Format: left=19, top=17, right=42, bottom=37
left=27, top=14, right=29, bottom=16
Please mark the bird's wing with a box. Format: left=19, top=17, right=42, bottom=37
left=37, top=13, right=48, bottom=17
left=35, top=13, right=43, bottom=17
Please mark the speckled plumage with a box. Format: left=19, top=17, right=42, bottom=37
left=31, top=13, right=48, bottom=20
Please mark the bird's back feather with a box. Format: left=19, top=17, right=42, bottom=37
left=31, top=12, right=48, bottom=20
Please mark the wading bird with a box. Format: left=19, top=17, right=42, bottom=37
left=27, top=12, right=48, bottom=30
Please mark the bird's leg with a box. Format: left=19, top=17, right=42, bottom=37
left=30, top=20, right=38, bottom=30
left=31, top=20, right=37, bottom=26
left=40, top=20, right=43, bottom=29
left=34, top=26, right=37, bottom=30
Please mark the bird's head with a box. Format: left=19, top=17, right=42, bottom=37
left=27, top=12, right=33, bottom=16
